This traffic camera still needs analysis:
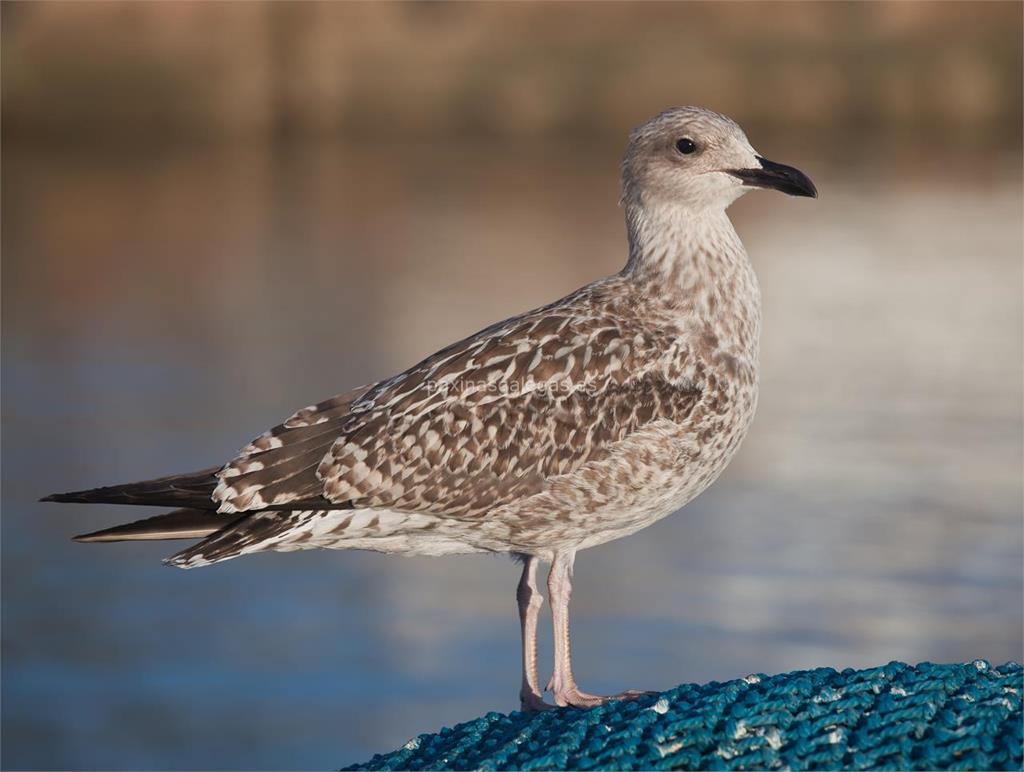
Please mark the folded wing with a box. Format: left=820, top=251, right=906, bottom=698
left=216, top=286, right=702, bottom=521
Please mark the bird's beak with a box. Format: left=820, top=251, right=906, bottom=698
left=729, top=156, right=817, bottom=198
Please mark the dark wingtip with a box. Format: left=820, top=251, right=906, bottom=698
left=70, top=509, right=225, bottom=544
left=71, top=526, right=125, bottom=543
left=41, top=492, right=84, bottom=503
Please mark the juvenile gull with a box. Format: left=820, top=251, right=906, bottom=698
left=44, top=107, right=816, bottom=710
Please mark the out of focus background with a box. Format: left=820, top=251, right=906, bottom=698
left=3, top=2, right=1022, bottom=769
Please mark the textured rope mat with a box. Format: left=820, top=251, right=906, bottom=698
left=346, top=660, right=1022, bottom=771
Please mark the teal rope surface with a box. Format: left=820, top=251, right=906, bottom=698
left=346, top=661, right=1022, bottom=771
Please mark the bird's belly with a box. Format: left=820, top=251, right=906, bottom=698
left=490, top=388, right=758, bottom=556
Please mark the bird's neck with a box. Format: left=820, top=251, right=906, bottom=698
left=621, top=200, right=761, bottom=359
left=623, top=200, right=745, bottom=282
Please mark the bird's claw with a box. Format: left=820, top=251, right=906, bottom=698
left=551, top=686, right=653, bottom=709
left=519, top=690, right=556, bottom=713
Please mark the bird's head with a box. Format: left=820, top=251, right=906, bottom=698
left=621, top=107, right=817, bottom=213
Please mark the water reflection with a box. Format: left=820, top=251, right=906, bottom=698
left=3, top=141, right=1022, bottom=769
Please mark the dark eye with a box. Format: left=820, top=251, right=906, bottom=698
left=675, top=138, right=697, bottom=155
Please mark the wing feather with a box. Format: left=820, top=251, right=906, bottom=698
left=213, top=385, right=371, bottom=512
left=213, top=281, right=702, bottom=520
left=316, top=287, right=701, bottom=518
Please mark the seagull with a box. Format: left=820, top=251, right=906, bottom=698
left=43, top=107, right=816, bottom=711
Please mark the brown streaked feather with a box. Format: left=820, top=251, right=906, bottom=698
left=165, top=510, right=299, bottom=568
left=321, top=371, right=701, bottom=518
left=216, top=279, right=703, bottom=519
left=212, top=385, right=372, bottom=512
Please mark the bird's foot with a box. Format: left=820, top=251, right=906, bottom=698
left=519, top=689, right=556, bottom=713
left=550, top=686, right=653, bottom=709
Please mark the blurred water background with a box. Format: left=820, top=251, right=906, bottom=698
left=3, top=2, right=1022, bottom=769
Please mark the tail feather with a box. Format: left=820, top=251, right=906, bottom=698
left=72, top=508, right=239, bottom=543
left=42, top=467, right=221, bottom=509
left=166, top=510, right=308, bottom=569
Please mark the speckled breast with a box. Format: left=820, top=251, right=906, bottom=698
left=475, top=349, right=760, bottom=557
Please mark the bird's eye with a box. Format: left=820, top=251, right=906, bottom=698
left=675, top=138, right=697, bottom=155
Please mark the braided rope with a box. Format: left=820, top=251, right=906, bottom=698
left=346, top=660, right=1022, bottom=771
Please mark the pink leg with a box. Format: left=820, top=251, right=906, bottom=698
left=516, top=554, right=552, bottom=712
left=545, top=550, right=650, bottom=708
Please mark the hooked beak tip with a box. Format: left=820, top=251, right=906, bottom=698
left=730, top=156, right=817, bottom=199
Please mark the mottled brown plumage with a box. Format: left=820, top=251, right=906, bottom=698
left=47, top=107, right=816, bottom=710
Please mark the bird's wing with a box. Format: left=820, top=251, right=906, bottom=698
left=215, top=284, right=702, bottom=518
left=43, top=467, right=223, bottom=509
left=211, top=384, right=373, bottom=512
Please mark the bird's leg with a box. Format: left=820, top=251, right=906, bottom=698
left=545, top=550, right=606, bottom=707
left=516, top=553, right=552, bottom=712
left=545, top=550, right=650, bottom=708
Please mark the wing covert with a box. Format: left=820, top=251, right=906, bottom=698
left=214, top=285, right=702, bottom=519
left=316, top=308, right=701, bottom=518
left=213, top=385, right=372, bottom=513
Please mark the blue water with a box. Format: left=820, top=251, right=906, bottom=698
left=3, top=144, right=1022, bottom=769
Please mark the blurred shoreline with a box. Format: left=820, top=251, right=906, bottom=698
left=3, top=1, right=1021, bottom=148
